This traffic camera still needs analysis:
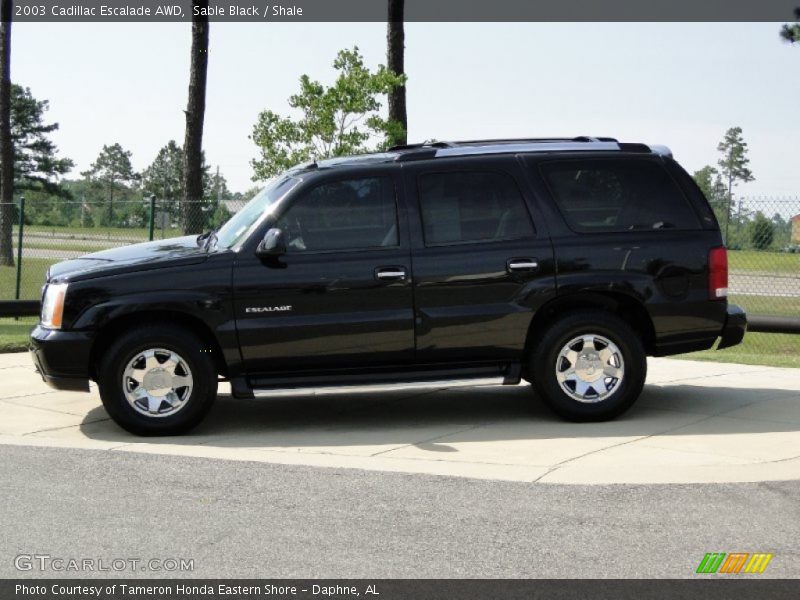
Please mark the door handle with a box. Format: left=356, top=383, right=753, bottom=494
left=375, top=266, right=407, bottom=281
left=506, top=258, right=539, bottom=273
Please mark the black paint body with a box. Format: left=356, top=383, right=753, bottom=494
left=30, top=150, right=746, bottom=394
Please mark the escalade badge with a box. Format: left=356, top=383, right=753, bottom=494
left=245, top=306, right=292, bottom=313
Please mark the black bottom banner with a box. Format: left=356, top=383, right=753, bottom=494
left=3, top=579, right=800, bottom=600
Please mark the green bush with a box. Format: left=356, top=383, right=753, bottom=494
left=749, top=213, right=775, bottom=250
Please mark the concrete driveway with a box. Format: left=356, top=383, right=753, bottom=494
left=1, top=353, right=799, bottom=485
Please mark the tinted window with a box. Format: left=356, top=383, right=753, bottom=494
left=279, top=177, right=398, bottom=252
left=418, top=171, right=534, bottom=245
left=541, top=159, right=701, bottom=232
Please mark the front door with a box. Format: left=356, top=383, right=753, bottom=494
left=233, top=173, right=414, bottom=375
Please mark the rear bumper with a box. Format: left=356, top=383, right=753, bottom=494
left=29, top=325, right=92, bottom=392
left=717, top=304, right=747, bottom=350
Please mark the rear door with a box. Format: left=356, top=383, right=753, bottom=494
left=403, top=155, right=556, bottom=363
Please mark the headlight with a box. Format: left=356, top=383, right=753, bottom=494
left=41, top=283, right=68, bottom=329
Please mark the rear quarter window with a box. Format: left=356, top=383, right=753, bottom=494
left=540, top=159, right=701, bottom=233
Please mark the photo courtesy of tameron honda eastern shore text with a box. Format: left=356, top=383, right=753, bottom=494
left=30, top=137, right=747, bottom=436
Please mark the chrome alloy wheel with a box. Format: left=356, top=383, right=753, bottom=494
left=122, top=348, right=193, bottom=418
left=555, top=334, right=625, bottom=403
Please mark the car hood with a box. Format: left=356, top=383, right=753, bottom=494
left=47, top=235, right=209, bottom=283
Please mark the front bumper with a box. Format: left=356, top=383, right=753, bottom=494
left=717, top=304, right=747, bottom=350
left=29, top=325, right=92, bottom=392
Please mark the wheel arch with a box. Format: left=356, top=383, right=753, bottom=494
left=88, top=310, right=228, bottom=381
left=524, top=291, right=655, bottom=367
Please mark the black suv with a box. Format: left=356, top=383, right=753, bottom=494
left=30, top=137, right=746, bottom=435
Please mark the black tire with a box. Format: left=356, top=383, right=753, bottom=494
left=97, top=323, right=217, bottom=436
left=530, top=310, right=646, bottom=422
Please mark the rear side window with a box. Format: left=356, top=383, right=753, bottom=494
left=540, top=159, right=701, bottom=232
left=417, top=171, right=534, bottom=245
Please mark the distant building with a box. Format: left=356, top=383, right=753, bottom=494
left=793, top=214, right=800, bottom=244
left=222, top=199, right=247, bottom=214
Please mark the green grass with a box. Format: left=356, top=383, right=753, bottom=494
left=0, top=317, right=36, bottom=352
left=21, top=241, right=127, bottom=253
left=728, top=250, right=800, bottom=273
left=730, top=294, right=800, bottom=318
left=675, top=332, right=800, bottom=368
left=0, top=258, right=51, bottom=300
left=20, top=224, right=176, bottom=240
left=23, top=224, right=148, bottom=237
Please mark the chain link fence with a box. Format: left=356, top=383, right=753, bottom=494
left=0, top=195, right=798, bottom=360
left=0, top=197, right=247, bottom=301
left=712, top=196, right=800, bottom=320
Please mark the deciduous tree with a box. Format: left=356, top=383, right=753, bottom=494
left=250, top=47, right=406, bottom=180
left=693, top=165, right=729, bottom=227
left=749, top=212, right=775, bottom=250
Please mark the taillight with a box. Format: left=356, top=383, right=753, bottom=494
left=708, top=246, right=728, bottom=300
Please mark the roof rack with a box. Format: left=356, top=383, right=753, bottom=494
left=447, top=136, right=619, bottom=146
left=386, top=141, right=454, bottom=152
left=392, top=136, right=636, bottom=161
left=399, top=138, right=630, bottom=161
left=432, top=141, right=621, bottom=159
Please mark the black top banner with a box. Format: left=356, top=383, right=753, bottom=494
left=10, top=0, right=800, bottom=22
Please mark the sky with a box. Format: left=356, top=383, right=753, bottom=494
left=12, top=22, right=800, bottom=196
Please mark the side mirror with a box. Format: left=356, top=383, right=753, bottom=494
left=256, top=227, right=287, bottom=257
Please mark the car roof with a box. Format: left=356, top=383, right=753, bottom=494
left=293, top=137, right=672, bottom=174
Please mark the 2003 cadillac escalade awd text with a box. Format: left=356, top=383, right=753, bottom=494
left=30, top=137, right=747, bottom=435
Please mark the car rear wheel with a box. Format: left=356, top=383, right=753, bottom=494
left=97, top=324, right=217, bottom=436
left=530, top=311, right=646, bottom=422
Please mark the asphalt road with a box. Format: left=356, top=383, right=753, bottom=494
left=1, top=444, right=798, bottom=579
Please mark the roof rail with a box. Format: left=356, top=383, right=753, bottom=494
left=391, top=137, right=660, bottom=162
left=433, top=140, right=621, bottom=159
left=387, top=141, right=453, bottom=152
left=572, top=136, right=619, bottom=143
left=420, top=136, right=621, bottom=147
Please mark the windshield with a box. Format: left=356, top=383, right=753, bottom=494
left=213, top=175, right=300, bottom=250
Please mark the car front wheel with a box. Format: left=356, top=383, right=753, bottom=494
left=97, top=324, right=217, bottom=436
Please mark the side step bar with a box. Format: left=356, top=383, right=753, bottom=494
left=245, top=363, right=523, bottom=399
left=252, top=376, right=514, bottom=398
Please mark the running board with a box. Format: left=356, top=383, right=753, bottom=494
left=252, top=376, right=514, bottom=398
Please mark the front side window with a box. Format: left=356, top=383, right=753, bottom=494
left=417, top=171, right=534, bottom=245
left=278, top=177, right=398, bottom=252
left=214, top=175, right=299, bottom=250
left=540, top=159, right=701, bottom=232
